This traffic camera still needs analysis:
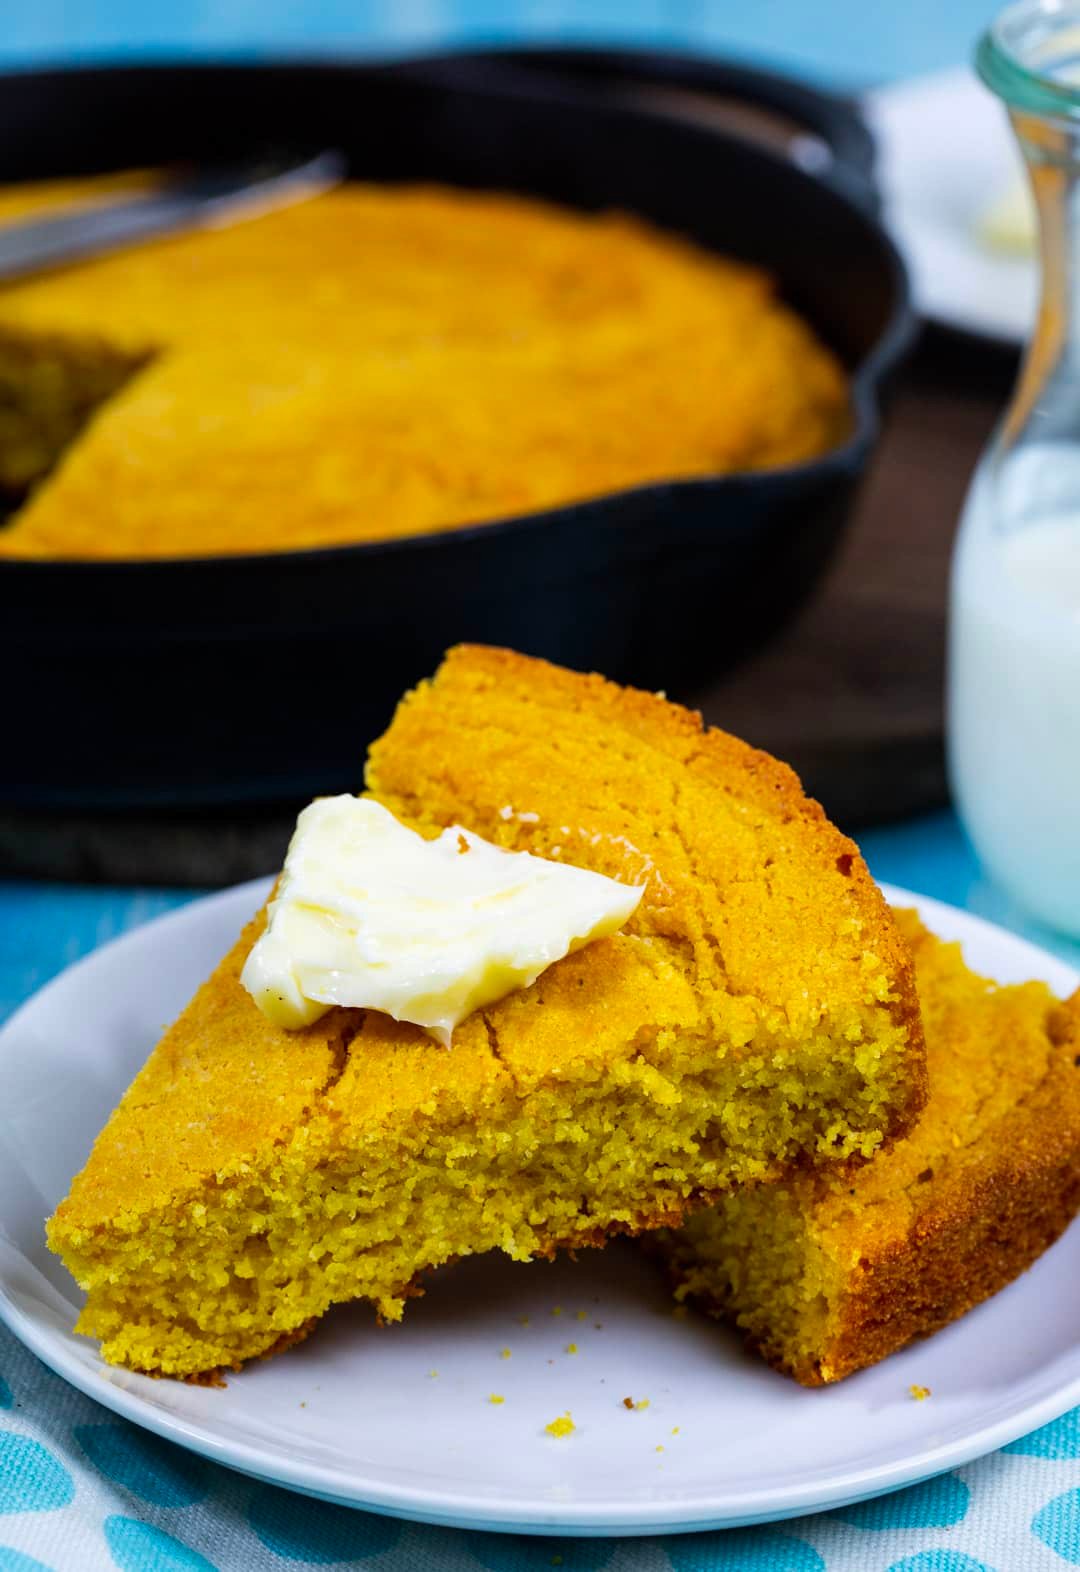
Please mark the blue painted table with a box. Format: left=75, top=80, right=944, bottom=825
left=5, top=1, right=1080, bottom=1567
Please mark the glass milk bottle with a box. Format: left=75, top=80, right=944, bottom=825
left=949, top=0, right=1080, bottom=936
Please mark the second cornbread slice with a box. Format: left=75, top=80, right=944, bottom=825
left=47, top=647, right=926, bottom=1377
left=659, top=909, right=1080, bottom=1384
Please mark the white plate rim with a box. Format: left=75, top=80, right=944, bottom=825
left=1, top=877, right=1078, bottom=1536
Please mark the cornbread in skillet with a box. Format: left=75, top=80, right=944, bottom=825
left=660, top=909, right=1080, bottom=1385
left=0, top=179, right=850, bottom=557
left=47, top=646, right=925, bottom=1378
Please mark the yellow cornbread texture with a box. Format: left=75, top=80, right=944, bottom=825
left=0, top=179, right=850, bottom=557
left=47, top=646, right=925, bottom=1378
left=660, top=909, right=1080, bottom=1384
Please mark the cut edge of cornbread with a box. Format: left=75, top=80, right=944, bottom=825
left=0, top=174, right=160, bottom=491
left=47, top=647, right=927, bottom=1379
left=657, top=910, right=1080, bottom=1385
left=0, top=325, right=152, bottom=495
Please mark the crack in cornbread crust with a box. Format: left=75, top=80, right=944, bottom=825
left=660, top=910, right=1080, bottom=1384
left=0, top=328, right=151, bottom=494
left=48, top=647, right=925, bottom=1378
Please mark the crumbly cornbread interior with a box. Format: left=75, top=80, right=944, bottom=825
left=0, top=178, right=850, bottom=557
left=47, top=647, right=924, bottom=1377
left=0, top=175, right=155, bottom=493
left=661, top=909, right=1080, bottom=1384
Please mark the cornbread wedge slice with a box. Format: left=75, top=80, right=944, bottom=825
left=659, top=909, right=1080, bottom=1385
left=47, top=646, right=925, bottom=1378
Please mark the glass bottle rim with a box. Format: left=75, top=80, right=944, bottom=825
left=978, top=0, right=1080, bottom=117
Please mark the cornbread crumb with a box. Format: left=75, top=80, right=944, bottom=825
left=656, top=1445, right=664, bottom=1453
left=576, top=1310, right=587, bottom=1321
left=500, top=1348, right=511, bottom=1360
left=545, top=1412, right=575, bottom=1438
left=428, top=1370, right=438, bottom=1378
left=635, top=1399, right=650, bottom=1411
left=622, top=1397, right=634, bottom=1410
left=671, top=1427, right=680, bottom=1435
left=565, top=1344, right=578, bottom=1355
left=489, top=1394, right=505, bottom=1406
left=909, top=1385, right=931, bottom=1401
left=551, top=1307, right=563, bottom=1317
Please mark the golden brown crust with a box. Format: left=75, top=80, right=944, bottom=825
left=799, top=987, right=1080, bottom=1384
left=803, top=1124, right=1080, bottom=1385
left=663, top=916, right=1080, bottom=1385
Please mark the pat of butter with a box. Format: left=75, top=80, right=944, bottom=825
left=978, top=172, right=1037, bottom=256
left=240, top=796, right=644, bottom=1043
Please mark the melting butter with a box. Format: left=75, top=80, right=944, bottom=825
left=240, top=796, right=644, bottom=1044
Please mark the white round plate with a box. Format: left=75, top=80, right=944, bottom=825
left=1, top=879, right=1078, bottom=1536
left=864, top=67, right=1037, bottom=344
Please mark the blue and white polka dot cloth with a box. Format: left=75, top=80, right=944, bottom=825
left=3, top=1316, right=1080, bottom=1571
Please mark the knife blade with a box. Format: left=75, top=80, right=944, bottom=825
left=0, top=149, right=346, bottom=282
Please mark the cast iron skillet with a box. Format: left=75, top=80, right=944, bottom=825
left=0, top=49, right=913, bottom=809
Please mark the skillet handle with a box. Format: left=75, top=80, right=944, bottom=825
left=392, top=47, right=880, bottom=217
